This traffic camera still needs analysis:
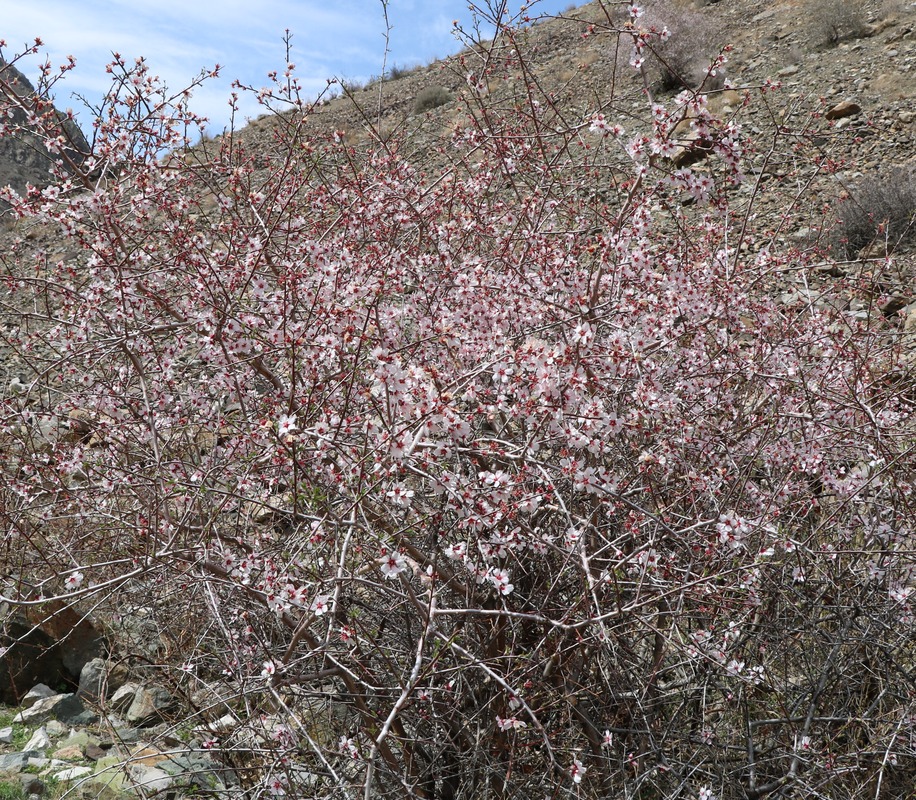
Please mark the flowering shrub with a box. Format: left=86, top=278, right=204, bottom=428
left=2, top=6, right=915, bottom=799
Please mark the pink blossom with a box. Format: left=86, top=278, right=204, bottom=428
left=379, top=550, right=407, bottom=579
left=489, top=568, right=514, bottom=596
left=386, top=483, right=415, bottom=507
left=339, top=736, right=359, bottom=759
left=310, top=594, right=332, bottom=615
left=277, top=413, right=297, bottom=437
left=570, top=758, right=586, bottom=784
left=64, top=571, right=84, bottom=590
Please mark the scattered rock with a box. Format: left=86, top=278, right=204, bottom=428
left=904, top=308, right=916, bottom=332
left=23, top=726, right=50, bottom=751
left=52, top=764, right=94, bottom=782
left=825, top=100, right=862, bottom=120
left=77, top=657, right=107, bottom=703
left=880, top=296, right=909, bottom=318
left=51, top=744, right=84, bottom=761
left=109, top=682, right=139, bottom=712
left=1, top=602, right=107, bottom=704
left=0, top=726, right=13, bottom=743
left=0, top=750, right=41, bottom=772
left=85, top=742, right=107, bottom=760
left=21, top=684, right=55, bottom=710
left=14, top=692, right=96, bottom=726
left=128, top=763, right=174, bottom=794
left=126, top=685, right=175, bottom=726
left=19, top=775, right=44, bottom=795
left=900, top=110, right=914, bottom=124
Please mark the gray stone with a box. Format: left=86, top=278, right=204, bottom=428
left=23, top=726, right=50, bottom=751
left=0, top=751, right=41, bottom=772
left=1, top=604, right=106, bottom=704
left=128, top=763, right=174, bottom=794
left=60, top=729, right=100, bottom=750
left=85, top=742, right=106, bottom=760
left=45, top=719, right=67, bottom=737
left=109, top=682, right=139, bottom=712
left=126, top=685, right=175, bottom=726
left=14, top=692, right=97, bottom=725
left=0, top=725, right=13, bottom=743
left=19, top=776, right=44, bottom=795
left=112, top=726, right=143, bottom=744
left=21, top=683, right=55, bottom=709
left=78, top=657, right=107, bottom=702
left=52, top=765, right=94, bottom=782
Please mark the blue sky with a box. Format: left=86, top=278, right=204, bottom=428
left=2, top=0, right=578, bottom=136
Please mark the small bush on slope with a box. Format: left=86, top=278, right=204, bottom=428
left=1, top=9, right=915, bottom=800
left=832, top=165, right=916, bottom=258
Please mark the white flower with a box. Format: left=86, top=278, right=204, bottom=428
left=698, top=788, right=715, bottom=800
left=310, top=594, right=332, bottom=615
left=379, top=550, right=407, bottom=579
left=571, top=321, right=594, bottom=347
left=570, top=758, right=586, bottom=784
left=339, top=736, right=359, bottom=759
left=277, top=413, right=297, bottom=437
left=589, top=113, right=610, bottom=136
left=446, top=542, right=467, bottom=561
left=564, top=526, right=582, bottom=548
left=64, top=571, right=84, bottom=590
left=496, top=715, right=527, bottom=731
left=261, top=660, right=277, bottom=677
left=489, top=568, right=514, bottom=596
left=386, top=483, right=414, bottom=507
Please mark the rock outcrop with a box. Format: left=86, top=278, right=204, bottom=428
left=1, top=598, right=107, bottom=704
left=0, top=59, right=89, bottom=209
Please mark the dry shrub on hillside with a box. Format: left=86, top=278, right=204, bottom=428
left=413, top=85, right=453, bottom=113
left=832, top=165, right=916, bottom=257
left=805, top=0, right=869, bottom=48
left=638, top=0, right=726, bottom=92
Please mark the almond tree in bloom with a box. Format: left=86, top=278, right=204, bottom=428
left=1, top=5, right=915, bottom=799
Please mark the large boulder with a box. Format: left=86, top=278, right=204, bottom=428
left=0, top=598, right=107, bottom=704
